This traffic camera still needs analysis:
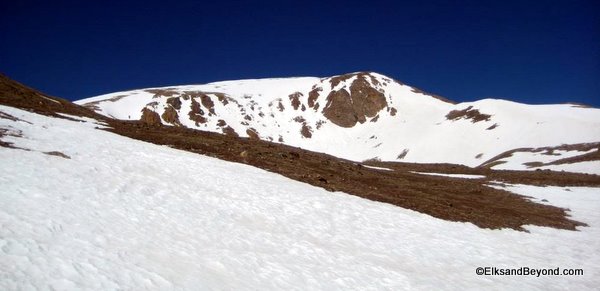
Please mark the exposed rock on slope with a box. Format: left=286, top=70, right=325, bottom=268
left=322, top=73, right=388, bottom=127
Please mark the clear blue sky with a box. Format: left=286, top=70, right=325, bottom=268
left=1, top=0, right=599, bottom=106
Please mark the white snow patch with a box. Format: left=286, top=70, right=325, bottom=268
left=411, top=172, right=486, bottom=179
left=362, top=165, right=393, bottom=171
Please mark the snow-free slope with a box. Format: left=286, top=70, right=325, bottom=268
left=77, top=72, right=600, bottom=174
left=2, top=105, right=600, bottom=290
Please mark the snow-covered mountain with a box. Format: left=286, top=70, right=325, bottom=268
left=2, top=69, right=600, bottom=290
left=2, top=104, right=600, bottom=290
left=76, top=72, right=600, bottom=174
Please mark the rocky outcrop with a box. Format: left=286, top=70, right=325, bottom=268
left=322, top=74, right=388, bottom=128
left=189, top=98, right=206, bottom=125
left=166, top=97, right=182, bottom=110
left=162, top=106, right=181, bottom=126
left=246, top=128, right=259, bottom=140
left=140, top=108, right=161, bottom=125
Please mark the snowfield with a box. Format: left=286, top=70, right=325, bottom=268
left=1, top=105, right=599, bottom=290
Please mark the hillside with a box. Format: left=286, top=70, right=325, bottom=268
left=2, top=73, right=600, bottom=289
left=76, top=72, right=600, bottom=174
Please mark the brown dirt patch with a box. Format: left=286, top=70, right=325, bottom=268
left=214, top=93, right=229, bottom=105
left=161, top=106, right=181, bottom=126
left=166, top=97, right=182, bottom=110
left=397, top=149, right=409, bottom=159
left=301, top=123, right=312, bottom=138
left=293, top=116, right=306, bottom=123
left=200, top=94, right=215, bottom=115
left=308, top=88, right=321, bottom=108
left=486, top=123, right=498, bottom=130
left=446, top=106, right=491, bottom=123
left=289, top=92, right=302, bottom=110
left=222, top=126, right=238, bottom=137
left=189, top=98, right=206, bottom=125
left=316, top=120, right=325, bottom=129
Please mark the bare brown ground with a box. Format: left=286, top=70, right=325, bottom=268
left=1, top=72, right=598, bottom=231
left=446, top=106, right=492, bottom=123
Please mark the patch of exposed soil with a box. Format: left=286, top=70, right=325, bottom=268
left=308, top=88, right=321, bottom=108
left=316, top=120, right=325, bottom=129
left=222, top=126, right=238, bottom=137
left=0, top=73, right=103, bottom=120
left=200, top=94, right=215, bottom=115
left=214, top=93, right=229, bottom=105
left=44, top=151, right=71, bottom=159
left=189, top=98, right=207, bottom=125
left=300, top=123, right=312, bottom=138
left=293, top=116, right=306, bottom=123
left=446, top=106, right=491, bottom=123
left=397, top=149, right=409, bottom=159
left=289, top=92, right=302, bottom=110
left=486, top=123, right=498, bottom=130
left=166, top=97, right=182, bottom=110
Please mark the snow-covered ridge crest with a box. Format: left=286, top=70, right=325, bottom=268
left=76, top=72, right=600, bottom=174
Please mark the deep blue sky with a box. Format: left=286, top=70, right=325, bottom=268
left=1, top=0, right=599, bottom=106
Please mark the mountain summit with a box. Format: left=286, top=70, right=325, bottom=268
left=76, top=72, right=600, bottom=173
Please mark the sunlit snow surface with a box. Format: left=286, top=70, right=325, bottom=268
left=411, top=172, right=486, bottom=179
left=1, top=105, right=599, bottom=290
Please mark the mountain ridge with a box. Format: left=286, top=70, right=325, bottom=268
left=76, top=71, right=600, bottom=174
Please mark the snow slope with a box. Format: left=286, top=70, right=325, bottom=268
left=76, top=72, right=600, bottom=174
left=2, top=106, right=600, bottom=290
